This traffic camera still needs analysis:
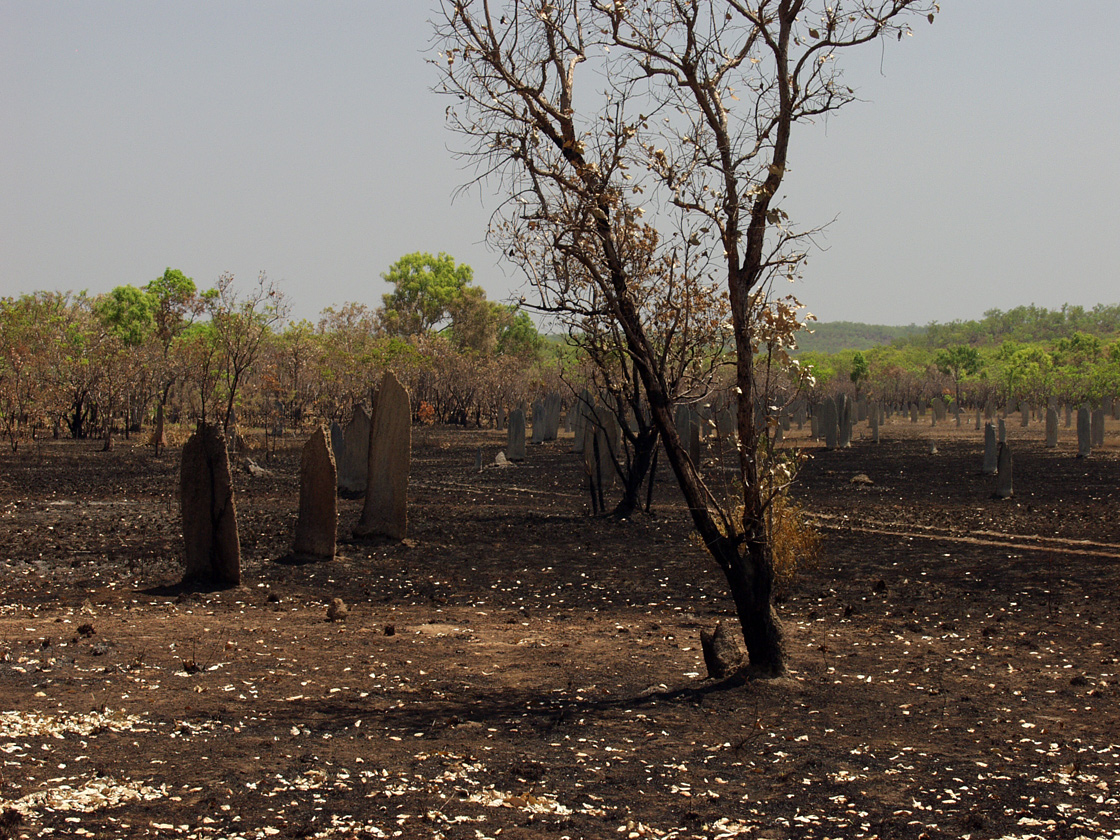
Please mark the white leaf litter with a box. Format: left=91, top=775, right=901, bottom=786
left=615, top=817, right=756, bottom=838
left=466, top=788, right=572, bottom=814
left=0, top=708, right=147, bottom=739
left=0, top=712, right=172, bottom=824
left=1, top=708, right=170, bottom=818
left=6, top=699, right=1109, bottom=839
left=2, top=776, right=167, bottom=815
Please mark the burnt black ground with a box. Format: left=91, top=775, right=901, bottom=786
left=0, top=417, right=1118, bottom=839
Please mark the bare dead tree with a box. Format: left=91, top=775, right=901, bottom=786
left=533, top=205, right=733, bottom=518
left=204, top=272, right=291, bottom=433
left=435, top=0, right=936, bottom=674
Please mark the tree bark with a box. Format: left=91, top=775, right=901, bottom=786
left=611, top=425, right=658, bottom=519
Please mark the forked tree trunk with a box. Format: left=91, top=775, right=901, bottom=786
left=645, top=387, right=785, bottom=675
left=603, top=262, right=785, bottom=674
left=67, top=395, right=87, bottom=439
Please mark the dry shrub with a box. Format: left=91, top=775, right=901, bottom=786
left=161, top=425, right=194, bottom=448
left=691, top=484, right=820, bottom=602
left=767, top=492, right=820, bottom=600
left=417, top=401, right=437, bottom=425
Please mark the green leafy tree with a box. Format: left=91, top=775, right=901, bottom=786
left=146, top=269, right=201, bottom=352
left=448, top=290, right=544, bottom=358
left=1094, top=341, right=1120, bottom=401
left=934, top=345, right=983, bottom=407
left=93, top=286, right=161, bottom=445
left=1052, top=331, right=1110, bottom=404
left=993, top=341, right=1053, bottom=407
left=378, top=252, right=474, bottom=336
left=445, top=284, right=504, bottom=355
left=378, top=252, right=544, bottom=371
left=496, top=308, right=544, bottom=358
left=798, top=352, right=836, bottom=392
left=144, top=269, right=201, bottom=447
left=94, top=286, right=155, bottom=347
left=849, top=351, right=870, bottom=398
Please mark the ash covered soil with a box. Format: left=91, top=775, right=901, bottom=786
left=1, top=417, right=1119, bottom=839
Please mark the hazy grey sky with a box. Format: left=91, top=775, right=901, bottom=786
left=3, top=2, right=1117, bottom=327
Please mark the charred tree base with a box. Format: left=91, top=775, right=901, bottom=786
left=711, top=535, right=786, bottom=677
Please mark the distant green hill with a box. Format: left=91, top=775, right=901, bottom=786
left=545, top=305, right=1119, bottom=357
left=544, top=322, right=926, bottom=356
left=793, top=321, right=925, bottom=355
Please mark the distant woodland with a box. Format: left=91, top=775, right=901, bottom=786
left=797, top=303, right=1120, bottom=408
left=3, top=264, right=1118, bottom=455
left=794, top=321, right=925, bottom=354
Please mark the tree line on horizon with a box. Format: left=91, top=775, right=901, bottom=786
left=4, top=252, right=1116, bottom=455
left=797, top=303, right=1120, bottom=355
left=0, top=254, right=557, bottom=452
left=798, top=302, right=1120, bottom=411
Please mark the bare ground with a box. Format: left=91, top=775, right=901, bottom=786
left=1, top=413, right=1119, bottom=839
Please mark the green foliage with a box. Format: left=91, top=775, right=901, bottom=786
left=145, top=268, right=199, bottom=348
left=146, top=268, right=197, bottom=309
left=798, top=304, right=1120, bottom=406
left=934, top=344, right=983, bottom=403
left=379, top=252, right=474, bottom=336
left=935, top=345, right=983, bottom=379
left=94, top=285, right=154, bottom=346
left=923, top=303, right=1120, bottom=348
left=6, top=268, right=1117, bottom=441
left=1, top=266, right=553, bottom=437
left=797, top=351, right=835, bottom=387
left=992, top=342, right=1054, bottom=403
left=794, top=321, right=925, bottom=354
left=849, top=351, right=869, bottom=392
left=495, top=308, right=544, bottom=358
left=377, top=252, right=543, bottom=362
left=863, top=342, right=932, bottom=375
left=444, top=284, right=496, bottom=353
left=811, top=348, right=872, bottom=391
left=179, top=320, right=217, bottom=347
left=1052, top=331, right=1102, bottom=364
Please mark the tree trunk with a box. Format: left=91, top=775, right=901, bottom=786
left=645, top=383, right=786, bottom=675
left=222, top=371, right=241, bottom=433
left=611, top=426, right=658, bottom=519
left=592, top=219, right=786, bottom=673
left=101, top=398, right=115, bottom=451
left=644, top=444, right=658, bottom=514
left=153, top=402, right=166, bottom=456
left=712, top=528, right=784, bottom=675
left=67, top=396, right=87, bottom=439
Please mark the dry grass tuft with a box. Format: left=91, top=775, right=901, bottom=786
left=767, top=492, right=820, bottom=599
